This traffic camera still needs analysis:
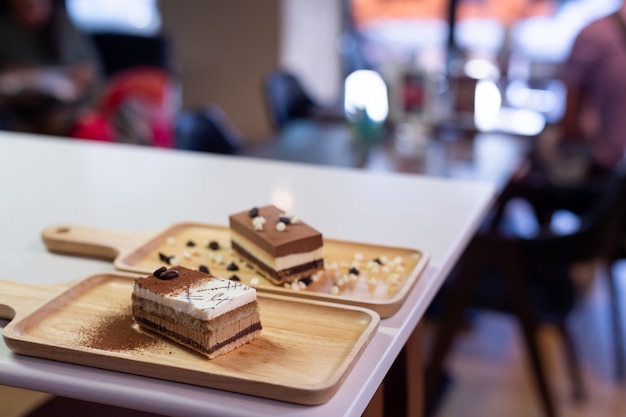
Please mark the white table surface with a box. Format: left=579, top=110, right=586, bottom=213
left=0, top=131, right=495, bottom=417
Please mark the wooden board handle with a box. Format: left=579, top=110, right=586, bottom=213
left=41, top=224, right=154, bottom=261
left=0, top=279, right=73, bottom=322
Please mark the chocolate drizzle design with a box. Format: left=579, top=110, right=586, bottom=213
left=137, top=266, right=252, bottom=308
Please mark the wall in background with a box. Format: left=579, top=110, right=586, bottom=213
left=160, top=0, right=281, bottom=142
left=280, top=0, right=343, bottom=106
left=159, top=0, right=344, bottom=142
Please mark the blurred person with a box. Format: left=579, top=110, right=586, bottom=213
left=490, top=2, right=626, bottom=230
left=94, top=66, right=176, bottom=148
left=528, top=1, right=626, bottom=184
left=555, top=0, right=626, bottom=176
left=0, top=0, right=176, bottom=147
left=0, top=0, right=104, bottom=137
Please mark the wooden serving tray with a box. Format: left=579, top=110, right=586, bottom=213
left=1, top=274, right=379, bottom=405
left=42, top=223, right=429, bottom=318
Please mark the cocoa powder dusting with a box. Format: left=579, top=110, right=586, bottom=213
left=77, top=307, right=160, bottom=353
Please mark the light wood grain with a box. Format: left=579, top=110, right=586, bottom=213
left=0, top=279, right=76, bottom=322
left=41, top=225, right=157, bottom=261
left=1, top=274, right=379, bottom=405
left=41, top=223, right=429, bottom=317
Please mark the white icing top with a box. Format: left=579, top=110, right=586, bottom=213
left=134, top=277, right=257, bottom=321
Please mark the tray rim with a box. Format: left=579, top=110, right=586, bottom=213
left=113, top=221, right=430, bottom=318
left=2, top=273, right=380, bottom=405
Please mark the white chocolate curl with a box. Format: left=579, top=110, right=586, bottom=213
left=252, top=216, right=266, bottom=231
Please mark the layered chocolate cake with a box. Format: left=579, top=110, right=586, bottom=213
left=229, top=205, right=324, bottom=285
left=131, top=265, right=262, bottom=358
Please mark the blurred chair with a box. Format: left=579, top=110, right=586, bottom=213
left=264, top=70, right=317, bottom=130
left=426, top=159, right=626, bottom=417
left=263, top=70, right=344, bottom=130
left=175, top=105, right=242, bottom=154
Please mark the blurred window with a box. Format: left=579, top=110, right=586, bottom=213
left=66, top=0, right=161, bottom=35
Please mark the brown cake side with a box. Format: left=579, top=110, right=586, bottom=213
left=131, top=266, right=262, bottom=358
left=229, top=205, right=324, bottom=285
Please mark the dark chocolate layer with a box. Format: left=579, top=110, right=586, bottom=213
left=134, top=315, right=262, bottom=355
left=232, top=241, right=324, bottom=284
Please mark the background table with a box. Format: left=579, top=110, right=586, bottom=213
left=240, top=120, right=530, bottom=195
left=0, top=131, right=494, bottom=417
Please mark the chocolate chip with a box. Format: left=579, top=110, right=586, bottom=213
left=248, top=207, right=259, bottom=218
left=349, top=266, right=360, bottom=275
left=199, top=265, right=210, bottom=274
left=279, top=216, right=291, bottom=225
left=226, top=261, right=239, bottom=271
left=372, top=258, right=383, bottom=265
left=153, top=266, right=167, bottom=278
left=158, top=269, right=179, bottom=280
left=229, top=275, right=240, bottom=281
left=186, top=240, right=196, bottom=247
left=208, top=241, right=219, bottom=250
left=299, top=276, right=313, bottom=286
left=158, top=252, right=173, bottom=264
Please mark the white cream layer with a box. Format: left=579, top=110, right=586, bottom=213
left=231, top=230, right=323, bottom=271
left=134, top=277, right=257, bottom=321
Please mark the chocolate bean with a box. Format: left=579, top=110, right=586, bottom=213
left=158, top=269, right=179, bottom=280
left=226, top=261, right=239, bottom=271
left=186, top=240, right=196, bottom=247
left=299, top=276, right=313, bottom=286
left=208, top=241, right=219, bottom=250
left=158, top=252, right=172, bottom=264
left=153, top=266, right=167, bottom=278
left=248, top=207, right=259, bottom=218
left=199, top=265, right=210, bottom=274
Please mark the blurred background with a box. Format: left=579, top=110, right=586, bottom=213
left=1, top=0, right=620, bottom=144
left=2, top=2, right=626, bottom=417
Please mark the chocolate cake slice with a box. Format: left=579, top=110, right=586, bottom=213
left=229, top=205, right=324, bottom=285
left=131, top=265, right=262, bottom=358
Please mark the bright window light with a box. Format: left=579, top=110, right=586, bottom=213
left=455, top=18, right=504, bottom=54
left=463, top=58, right=500, bottom=80
left=495, top=108, right=545, bottom=136
left=474, top=80, right=501, bottom=131
left=67, top=0, right=161, bottom=35
left=344, top=70, right=389, bottom=124
left=505, top=80, right=566, bottom=123
left=506, top=81, right=557, bottom=113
